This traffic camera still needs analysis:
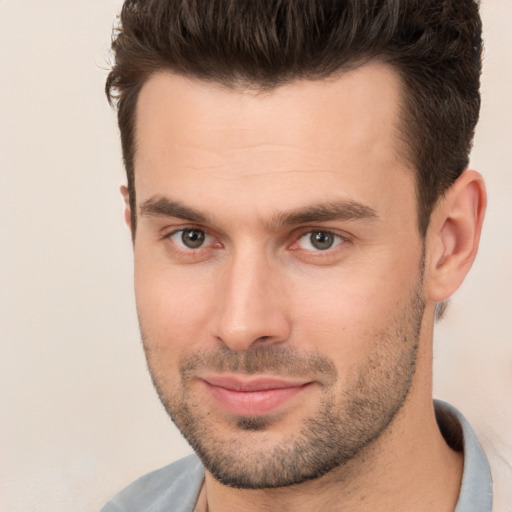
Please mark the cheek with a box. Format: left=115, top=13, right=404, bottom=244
left=290, top=259, right=421, bottom=360
left=133, top=255, right=215, bottom=355
left=292, top=282, right=383, bottom=363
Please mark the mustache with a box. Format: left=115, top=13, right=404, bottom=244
left=179, top=345, right=338, bottom=384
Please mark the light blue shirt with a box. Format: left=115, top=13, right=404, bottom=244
left=100, top=400, right=493, bottom=512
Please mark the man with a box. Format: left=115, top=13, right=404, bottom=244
left=101, top=1, right=492, bottom=511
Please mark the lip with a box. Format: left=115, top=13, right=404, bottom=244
left=200, top=375, right=313, bottom=416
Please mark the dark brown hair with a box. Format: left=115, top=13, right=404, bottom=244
left=106, top=0, right=482, bottom=235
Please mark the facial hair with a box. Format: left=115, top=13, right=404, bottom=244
left=142, top=287, right=425, bottom=489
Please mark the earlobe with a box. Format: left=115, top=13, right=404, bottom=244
left=120, top=185, right=132, bottom=231
left=425, top=170, right=486, bottom=302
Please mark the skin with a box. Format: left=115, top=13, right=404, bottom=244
left=124, top=62, right=486, bottom=511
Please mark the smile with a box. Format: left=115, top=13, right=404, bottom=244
left=200, top=375, right=314, bottom=416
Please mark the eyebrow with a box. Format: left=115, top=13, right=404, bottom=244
left=139, top=196, right=378, bottom=228
left=140, top=196, right=209, bottom=224
left=267, top=201, right=379, bottom=229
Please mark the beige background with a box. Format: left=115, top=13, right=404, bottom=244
left=0, top=1, right=510, bottom=511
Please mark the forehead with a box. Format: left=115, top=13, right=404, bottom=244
left=135, top=63, right=406, bottom=160
left=133, top=63, right=415, bottom=227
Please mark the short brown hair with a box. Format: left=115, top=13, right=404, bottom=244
left=106, top=0, right=482, bottom=236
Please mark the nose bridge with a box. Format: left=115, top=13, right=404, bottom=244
left=214, top=245, right=289, bottom=351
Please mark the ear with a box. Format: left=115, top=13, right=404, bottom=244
left=120, top=185, right=132, bottom=231
left=425, top=170, right=486, bottom=302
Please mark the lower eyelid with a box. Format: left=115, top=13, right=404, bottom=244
left=296, top=232, right=345, bottom=251
left=167, top=229, right=208, bottom=248
left=164, top=228, right=347, bottom=254
left=168, top=229, right=227, bottom=254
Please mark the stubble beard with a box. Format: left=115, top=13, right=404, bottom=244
left=142, top=287, right=425, bottom=489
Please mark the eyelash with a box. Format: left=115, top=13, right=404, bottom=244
left=163, top=227, right=220, bottom=252
left=292, top=230, right=346, bottom=252
left=162, top=226, right=349, bottom=258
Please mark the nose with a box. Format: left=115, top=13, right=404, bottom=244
left=212, top=251, right=291, bottom=352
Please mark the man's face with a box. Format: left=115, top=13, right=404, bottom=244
left=131, top=63, right=428, bottom=488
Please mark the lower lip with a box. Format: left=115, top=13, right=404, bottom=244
left=203, top=381, right=311, bottom=416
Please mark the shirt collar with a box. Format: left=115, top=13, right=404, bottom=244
left=435, top=400, right=493, bottom=512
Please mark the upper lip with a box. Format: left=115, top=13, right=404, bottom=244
left=201, top=375, right=312, bottom=392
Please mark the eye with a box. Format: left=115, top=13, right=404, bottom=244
left=297, top=231, right=344, bottom=251
left=169, top=228, right=209, bottom=249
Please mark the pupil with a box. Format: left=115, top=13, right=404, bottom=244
left=182, top=229, right=205, bottom=248
left=311, top=231, right=333, bottom=250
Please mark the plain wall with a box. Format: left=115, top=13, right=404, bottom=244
left=0, top=1, right=510, bottom=510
